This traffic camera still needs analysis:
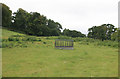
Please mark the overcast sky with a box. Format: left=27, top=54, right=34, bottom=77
left=1, top=0, right=119, bottom=34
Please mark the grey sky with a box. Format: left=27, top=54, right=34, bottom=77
left=1, top=0, right=119, bottom=34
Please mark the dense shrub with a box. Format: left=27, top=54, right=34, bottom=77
left=43, top=42, right=46, bottom=44
left=8, top=37, right=15, bottom=41
left=8, top=37, right=20, bottom=41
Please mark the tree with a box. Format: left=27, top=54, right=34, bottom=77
left=63, top=28, right=86, bottom=37
left=4, top=3, right=63, bottom=36
left=25, top=12, right=47, bottom=36
left=88, top=24, right=117, bottom=41
left=101, top=24, right=117, bottom=40
left=12, top=8, right=29, bottom=31
left=1, top=3, right=12, bottom=27
left=47, top=19, right=62, bottom=36
left=111, top=28, right=120, bottom=41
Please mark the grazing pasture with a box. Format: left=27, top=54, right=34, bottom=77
left=2, top=28, right=118, bottom=77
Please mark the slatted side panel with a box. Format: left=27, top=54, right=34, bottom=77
left=55, top=40, right=73, bottom=48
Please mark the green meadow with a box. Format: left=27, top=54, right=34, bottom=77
left=2, top=28, right=118, bottom=77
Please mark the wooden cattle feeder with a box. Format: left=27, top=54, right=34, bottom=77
left=55, top=39, right=74, bottom=49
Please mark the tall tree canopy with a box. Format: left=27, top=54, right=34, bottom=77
left=88, top=24, right=117, bottom=41
left=12, top=8, right=63, bottom=36
left=63, top=28, right=86, bottom=37
left=1, top=3, right=12, bottom=27
left=111, top=28, right=120, bottom=41
left=12, top=8, right=29, bottom=31
left=47, top=19, right=62, bottom=36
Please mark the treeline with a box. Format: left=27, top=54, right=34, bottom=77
left=63, top=29, right=86, bottom=37
left=88, top=24, right=118, bottom=41
left=1, top=3, right=119, bottom=41
left=2, top=3, right=86, bottom=37
left=12, top=8, right=63, bottom=36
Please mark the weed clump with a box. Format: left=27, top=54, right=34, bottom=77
left=8, top=37, right=15, bottom=41
left=43, top=42, right=46, bottom=44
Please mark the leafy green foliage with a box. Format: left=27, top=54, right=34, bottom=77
left=111, top=29, right=120, bottom=41
left=88, top=24, right=117, bottom=41
left=1, top=3, right=12, bottom=27
left=1, top=3, right=86, bottom=37
left=63, top=28, right=86, bottom=37
left=12, top=8, right=63, bottom=36
left=12, top=8, right=29, bottom=31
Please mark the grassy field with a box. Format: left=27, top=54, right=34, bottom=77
left=1, top=28, right=118, bottom=77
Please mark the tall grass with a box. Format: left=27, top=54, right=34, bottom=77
left=72, top=37, right=118, bottom=48
left=1, top=35, right=42, bottom=48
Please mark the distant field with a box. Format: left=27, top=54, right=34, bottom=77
left=2, top=28, right=118, bottom=77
